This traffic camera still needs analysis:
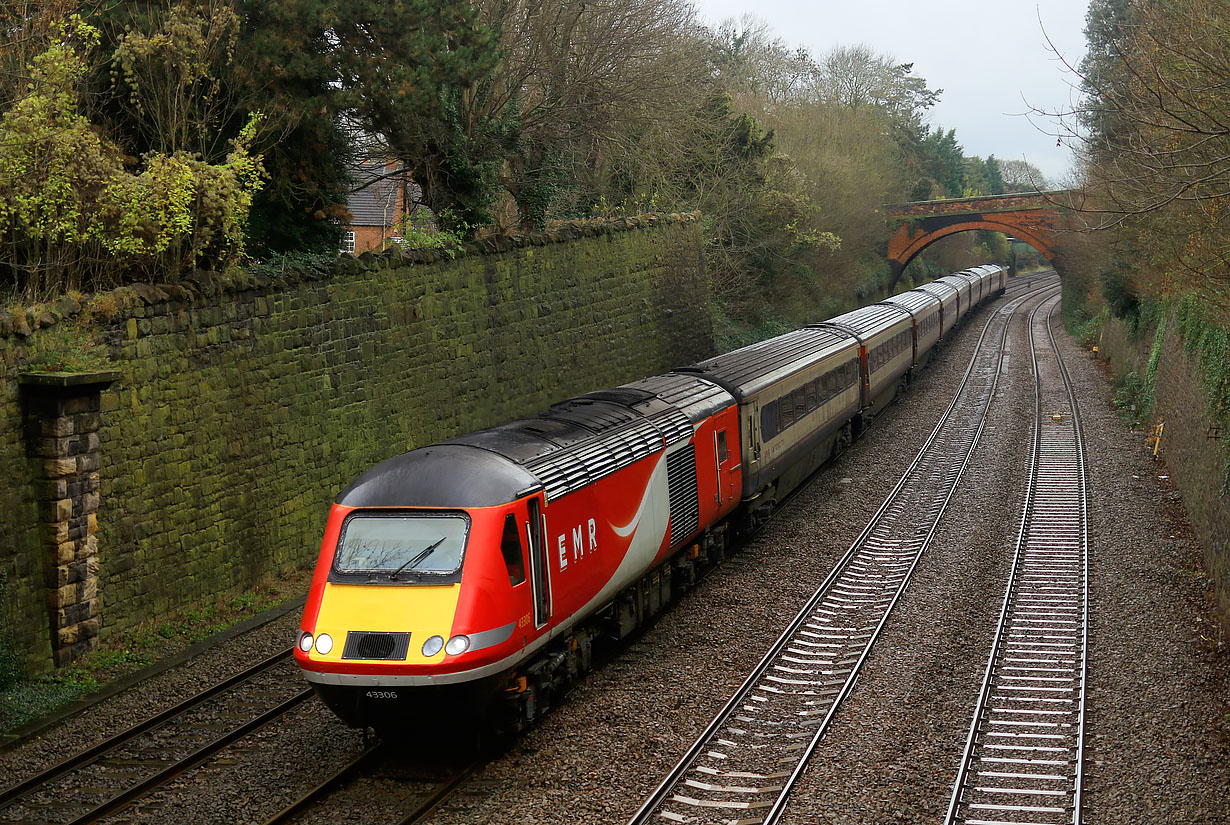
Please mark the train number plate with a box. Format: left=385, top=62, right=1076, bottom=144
left=364, top=690, right=400, bottom=700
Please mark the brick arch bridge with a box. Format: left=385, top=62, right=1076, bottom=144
left=885, top=192, right=1073, bottom=288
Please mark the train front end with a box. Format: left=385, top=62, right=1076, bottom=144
left=294, top=445, right=543, bottom=731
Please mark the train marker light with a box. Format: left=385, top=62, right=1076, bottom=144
left=298, top=632, right=314, bottom=653
left=445, top=635, right=470, bottom=655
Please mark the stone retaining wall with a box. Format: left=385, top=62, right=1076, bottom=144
left=1094, top=313, right=1230, bottom=635
left=0, top=215, right=712, bottom=672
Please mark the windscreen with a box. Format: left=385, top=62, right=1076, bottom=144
left=334, top=512, right=469, bottom=580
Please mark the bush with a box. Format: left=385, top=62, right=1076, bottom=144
left=0, top=17, right=264, bottom=299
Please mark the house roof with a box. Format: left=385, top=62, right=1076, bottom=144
left=347, top=160, right=412, bottom=227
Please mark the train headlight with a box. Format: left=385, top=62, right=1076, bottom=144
left=445, top=635, right=470, bottom=656
left=314, top=633, right=334, bottom=655
left=422, top=635, right=444, bottom=657
left=298, top=632, right=313, bottom=653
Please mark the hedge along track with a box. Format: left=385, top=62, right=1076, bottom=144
left=0, top=650, right=310, bottom=824
left=943, top=293, right=1089, bottom=825
left=628, top=282, right=1061, bottom=825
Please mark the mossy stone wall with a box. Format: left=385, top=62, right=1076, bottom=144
left=0, top=216, right=711, bottom=672
left=0, top=343, right=46, bottom=669
left=1095, top=314, right=1230, bottom=636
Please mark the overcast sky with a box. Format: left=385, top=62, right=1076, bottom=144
left=688, top=0, right=1091, bottom=184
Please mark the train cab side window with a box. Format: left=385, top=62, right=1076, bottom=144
left=500, top=514, right=526, bottom=586
left=717, top=430, right=729, bottom=464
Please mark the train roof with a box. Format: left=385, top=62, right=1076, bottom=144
left=878, top=289, right=941, bottom=317
left=955, top=268, right=988, bottom=284
left=336, top=444, right=541, bottom=509
left=936, top=274, right=973, bottom=294
left=914, top=280, right=959, bottom=301
left=605, top=372, right=734, bottom=424
left=337, top=373, right=736, bottom=507
left=812, top=302, right=912, bottom=342
left=676, top=326, right=856, bottom=400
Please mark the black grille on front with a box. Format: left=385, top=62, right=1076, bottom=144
left=666, top=444, right=700, bottom=546
left=342, top=631, right=411, bottom=660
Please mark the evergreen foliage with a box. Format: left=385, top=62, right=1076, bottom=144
left=0, top=2, right=1017, bottom=320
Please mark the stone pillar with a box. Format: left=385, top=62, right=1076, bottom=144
left=20, top=371, right=119, bottom=667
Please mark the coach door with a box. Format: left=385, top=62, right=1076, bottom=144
left=526, top=497, right=551, bottom=628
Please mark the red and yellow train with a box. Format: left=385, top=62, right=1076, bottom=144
left=294, top=265, right=1007, bottom=731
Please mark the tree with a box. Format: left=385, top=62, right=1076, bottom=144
left=1067, top=0, right=1230, bottom=309
left=818, top=45, right=940, bottom=145
left=461, top=0, right=707, bottom=230
left=330, top=0, right=503, bottom=233
left=1000, top=159, right=1050, bottom=192
left=914, top=128, right=965, bottom=198
left=709, top=16, right=821, bottom=107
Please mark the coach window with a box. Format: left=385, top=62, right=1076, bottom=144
left=500, top=514, right=526, bottom=586
left=760, top=403, right=778, bottom=441
left=779, top=392, right=795, bottom=429
left=793, top=388, right=807, bottom=419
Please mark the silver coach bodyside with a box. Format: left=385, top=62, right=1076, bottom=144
left=977, top=264, right=1007, bottom=295
left=879, top=290, right=943, bottom=367
left=914, top=280, right=960, bottom=338
left=676, top=327, right=860, bottom=502
left=935, top=274, right=973, bottom=322
left=972, top=265, right=997, bottom=301
left=813, top=303, right=914, bottom=414
left=956, top=268, right=986, bottom=306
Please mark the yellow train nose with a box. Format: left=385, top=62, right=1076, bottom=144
left=305, top=582, right=461, bottom=665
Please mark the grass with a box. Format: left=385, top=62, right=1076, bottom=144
left=1, top=568, right=312, bottom=734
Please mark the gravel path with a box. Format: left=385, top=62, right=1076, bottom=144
left=1, top=282, right=1224, bottom=825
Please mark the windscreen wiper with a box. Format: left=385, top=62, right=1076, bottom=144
left=388, top=536, right=446, bottom=581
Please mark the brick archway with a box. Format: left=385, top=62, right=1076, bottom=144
left=886, top=192, right=1073, bottom=288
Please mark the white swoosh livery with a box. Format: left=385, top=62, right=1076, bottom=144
left=579, top=454, right=671, bottom=616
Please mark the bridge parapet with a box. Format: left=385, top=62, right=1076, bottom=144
left=887, top=191, right=1074, bottom=218
left=885, top=191, right=1076, bottom=288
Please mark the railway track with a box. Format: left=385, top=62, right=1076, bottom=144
left=628, top=282, right=1061, bottom=825
left=943, top=293, right=1089, bottom=825
left=260, top=745, right=480, bottom=825
left=0, top=650, right=310, bottom=824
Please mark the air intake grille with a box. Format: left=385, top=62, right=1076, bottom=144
left=527, top=419, right=662, bottom=502
left=666, top=445, right=700, bottom=546
left=651, top=408, right=695, bottom=445
left=342, top=631, right=411, bottom=661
